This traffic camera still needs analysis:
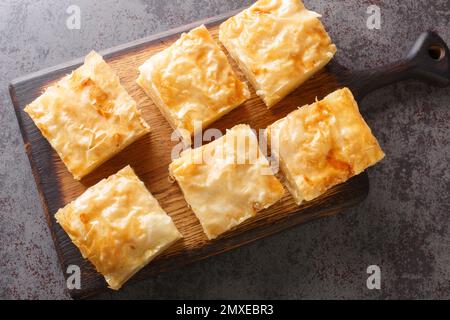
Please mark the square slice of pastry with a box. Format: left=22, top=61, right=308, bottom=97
left=137, top=25, right=250, bottom=137
left=169, top=124, right=284, bottom=240
left=267, top=88, right=385, bottom=205
left=219, top=0, right=337, bottom=108
left=24, top=51, right=150, bottom=180
left=55, top=166, right=182, bottom=290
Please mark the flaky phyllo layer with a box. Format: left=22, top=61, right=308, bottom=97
left=137, top=25, right=250, bottom=136
left=220, top=0, right=336, bottom=107
left=25, top=51, right=150, bottom=180
left=267, top=88, right=385, bottom=204
left=169, top=124, right=284, bottom=239
left=55, top=166, right=182, bottom=290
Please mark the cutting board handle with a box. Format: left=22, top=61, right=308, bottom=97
left=346, top=31, right=450, bottom=101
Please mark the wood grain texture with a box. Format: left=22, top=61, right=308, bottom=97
left=9, top=9, right=371, bottom=299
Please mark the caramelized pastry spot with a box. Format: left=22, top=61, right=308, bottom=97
left=80, top=213, right=89, bottom=224
left=326, top=150, right=352, bottom=174
left=252, top=8, right=271, bottom=15
left=113, top=133, right=123, bottom=147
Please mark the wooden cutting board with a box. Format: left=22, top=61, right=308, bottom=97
left=9, top=7, right=450, bottom=299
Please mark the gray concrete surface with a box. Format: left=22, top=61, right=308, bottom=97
left=0, top=0, right=449, bottom=300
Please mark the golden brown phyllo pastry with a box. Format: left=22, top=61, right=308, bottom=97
left=267, top=88, right=385, bottom=205
left=169, top=124, right=284, bottom=240
left=24, top=51, right=150, bottom=180
left=219, top=0, right=336, bottom=107
left=137, top=25, right=250, bottom=137
left=55, top=166, right=182, bottom=290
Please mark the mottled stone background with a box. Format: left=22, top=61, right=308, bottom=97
left=0, top=0, right=449, bottom=300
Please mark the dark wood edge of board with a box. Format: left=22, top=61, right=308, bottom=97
left=9, top=84, right=71, bottom=295
left=8, top=6, right=370, bottom=300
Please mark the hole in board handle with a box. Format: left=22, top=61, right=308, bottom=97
left=428, top=44, right=445, bottom=61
